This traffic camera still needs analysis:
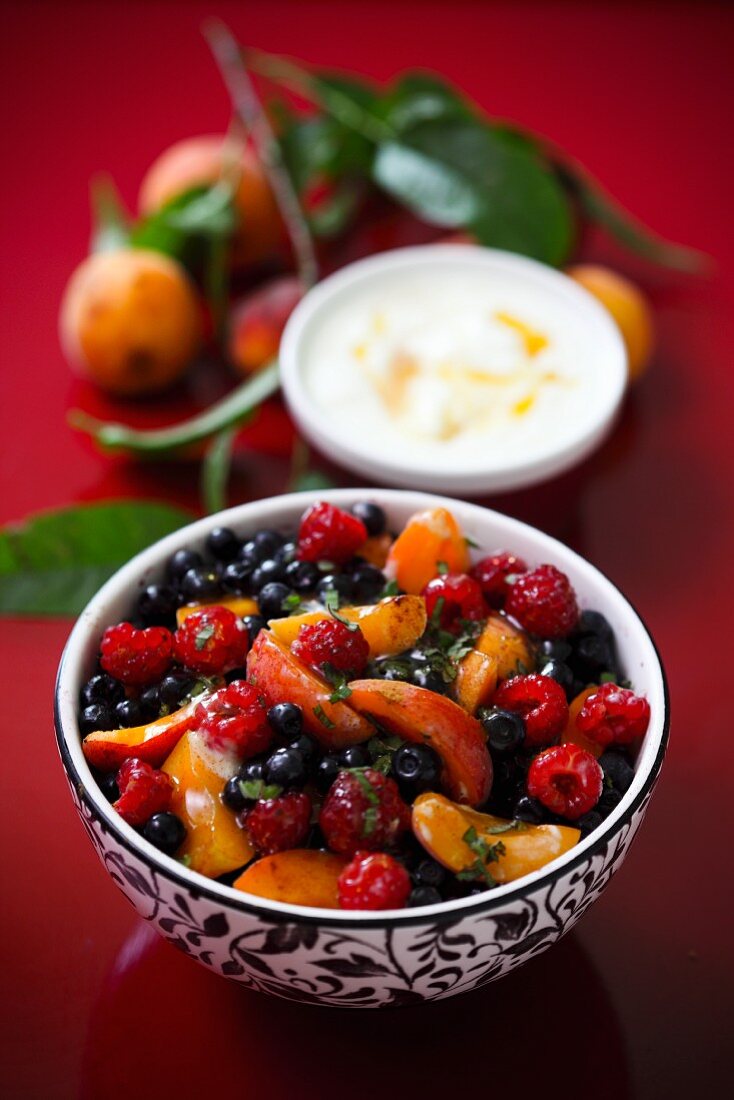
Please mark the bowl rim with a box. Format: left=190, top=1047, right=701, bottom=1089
left=279, top=244, right=628, bottom=494
left=54, top=488, right=669, bottom=927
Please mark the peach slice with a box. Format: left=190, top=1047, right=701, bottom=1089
left=360, top=532, right=393, bottom=569
left=176, top=596, right=259, bottom=626
left=82, top=701, right=197, bottom=772
left=246, top=631, right=376, bottom=749
left=385, top=507, right=470, bottom=594
left=453, top=650, right=498, bottom=715
left=162, top=730, right=254, bottom=878
left=268, top=595, right=427, bottom=658
left=474, top=613, right=535, bottom=680
left=561, top=686, right=603, bottom=757
left=234, top=850, right=348, bottom=908
left=412, top=792, right=580, bottom=884
left=347, top=679, right=492, bottom=806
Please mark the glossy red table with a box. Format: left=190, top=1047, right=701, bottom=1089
left=2, top=3, right=732, bottom=1097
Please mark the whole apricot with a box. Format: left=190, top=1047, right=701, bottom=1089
left=60, top=249, right=203, bottom=396
left=567, top=264, right=654, bottom=382
left=138, top=134, right=282, bottom=267
left=228, top=275, right=303, bottom=375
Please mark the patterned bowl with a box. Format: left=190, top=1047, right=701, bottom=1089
left=55, top=490, right=668, bottom=1007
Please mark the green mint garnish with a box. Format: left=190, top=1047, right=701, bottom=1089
left=329, top=680, right=352, bottom=703
left=282, top=592, right=302, bottom=614
left=458, top=826, right=506, bottom=886
left=238, top=778, right=283, bottom=801
left=178, top=854, right=192, bottom=868
left=599, top=671, right=618, bottom=684
left=429, top=596, right=446, bottom=630
left=436, top=560, right=449, bottom=575
left=194, top=623, right=215, bottom=651
left=382, top=579, right=400, bottom=597
left=317, top=560, right=336, bottom=573
left=348, top=769, right=381, bottom=838
left=328, top=603, right=360, bottom=632
left=464, top=535, right=480, bottom=549
left=313, top=704, right=336, bottom=729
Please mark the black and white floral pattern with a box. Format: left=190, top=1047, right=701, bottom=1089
left=66, top=776, right=655, bottom=1007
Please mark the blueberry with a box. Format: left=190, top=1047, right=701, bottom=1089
left=289, top=734, right=317, bottom=763
left=253, top=529, right=285, bottom=558
left=267, top=702, right=303, bottom=740
left=238, top=539, right=262, bottom=567
left=597, top=787, right=622, bottom=816
left=599, top=751, right=635, bottom=794
left=80, top=673, right=125, bottom=708
left=576, top=810, right=603, bottom=838
left=316, top=573, right=354, bottom=606
left=413, top=859, right=446, bottom=889
left=206, top=526, right=240, bottom=562
left=573, top=634, right=617, bottom=675
left=221, top=560, right=254, bottom=596
left=479, top=708, right=525, bottom=755
left=274, top=540, right=297, bottom=567
left=242, top=614, right=267, bottom=646
left=257, top=583, right=294, bottom=620
left=167, top=548, right=203, bottom=583
left=222, top=775, right=249, bottom=813
left=265, top=747, right=308, bottom=788
left=315, top=755, right=340, bottom=793
left=96, top=772, right=119, bottom=802
left=491, top=757, right=526, bottom=812
left=351, top=564, right=386, bottom=602
left=575, top=610, right=614, bottom=640
left=407, top=886, right=442, bottom=907
left=391, top=744, right=441, bottom=800
left=139, top=684, right=162, bottom=720
left=181, top=567, right=221, bottom=602
left=142, top=812, right=186, bottom=855
left=512, top=795, right=546, bottom=824
left=251, top=559, right=286, bottom=592
left=114, top=698, right=145, bottom=728
left=411, top=666, right=447, bottom=694
left=159, top=671, right=195, bottom=708
left=352, top=501, right=386, bottom=536
left=79, top=703, right=114, bottom=736
left=284, top=559, right=321, bottom=593
left=370, top=657, right=411, bottom=682
left=539, top=638, right=573, bottom=661
left=137, top=583, right=180, bottom=627
left=239, top=758, right=267, bottom=783
left=538, top=658, right=574, bottom=695
left=337, top=744, right=371, bottom=768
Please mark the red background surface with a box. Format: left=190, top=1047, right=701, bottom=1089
left=2, top=2, right=733, bottom=1097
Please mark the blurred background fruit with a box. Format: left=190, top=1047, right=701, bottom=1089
left=59, top=249, right=203, bottom=396
left=228, top=275, right=303, bottom=375
left=567, top=263, right=654, bottom=382
left=138, top=134, right=283, bottom=267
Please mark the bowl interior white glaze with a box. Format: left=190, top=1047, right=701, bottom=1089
left=56, top=489, right=666, bottom=924
left=279, top=246, right=628, bottom=495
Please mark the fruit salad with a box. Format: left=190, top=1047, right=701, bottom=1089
left=78, top=501, right=651, bottom=911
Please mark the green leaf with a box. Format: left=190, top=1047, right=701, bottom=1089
left=130, top=185, right=237, bottom=271
left=0, top=501, right=194, bottom=616
left=377, top=71, right=474, bottom=132
left=201, top=426, right=237, bottom=515
left=89, top=175, right=130, bottom=254
left=373, top=117, right=574, bottom=264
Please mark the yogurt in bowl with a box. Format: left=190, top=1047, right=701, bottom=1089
left=280, top=245, right=627, bottom=494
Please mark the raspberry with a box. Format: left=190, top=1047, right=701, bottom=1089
left=100, top=622, right=173, bottom=686
left=493, top=673, right=569, bottom=747
left=505, top=564, right=579, bottom=639
left=471, top=552, right=528, bottom=608
left=173, top=606, right=248, bottom=675
left=244, top=791, right=311, bottom=854
left=319, top=769, right=410, bottom=857
left=421, top=573, right=487, bottom=628
left=576, top=683, right=650, bottom=747
left=291, top=619, right=369, bottom=677
left=527, top=744, right=603, bottom=820
left=194, top=680, right=272, bottom=758
left=114, top=758, right=173, bottom=826
left=296, top=502, right=367, bottom=564
left=338, top=852, right=411, bottom=910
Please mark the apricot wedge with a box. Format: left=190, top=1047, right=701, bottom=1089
left=162, top=730, right=255, bottom=878
left=234, top=850, right=348, bottom=908
left=176, top=595, right=259, bottom=626
left=360, top=532, right=393, bottom=569
left=246, top=630, right=376, bottom=749
left=474, top=613, right=535, bottom=680
left=562, top=686, right=602, bottom=757
left=453, top=650, right=498, bottom=715
left=82, top=701, right=197, bottom=772
left=268, top=595, right=427, bottom=658
left=412, top=792, right=580, bottom=884
left=385, top=507, right=469, bottom=594
left=347, top=679, right=492, bottom=806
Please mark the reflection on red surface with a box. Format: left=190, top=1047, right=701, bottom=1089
left=82, top=922, right=631, bottom=1100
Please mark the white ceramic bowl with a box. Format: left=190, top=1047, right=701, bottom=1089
left=55, top=490, right=668, bottom=1006
left=279, top=246, right=627, bottom=495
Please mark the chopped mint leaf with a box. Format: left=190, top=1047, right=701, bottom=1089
left=317, top=560, right=336, bottom=573
left=382, top=579, right=400, bottom=597
left=464, top=535, right=480, bottom=549
left=347, top=769, right=380, bottom=837
left=436, top=560, right=449, bottom=575
left=194, top=623, right=215, bottom=651
left=313, top=704, right=336, bottom=729
left=459, top=826, right=506, bottom=885
left=178, top=854, right=192, bottom=868
left=329, top=680, right=352, bottom=703
left=239, top=778, right=283, bottom=801
left=485, top=820, right=527, bottom=835
left=429, top=596, right=446, bottom=630
left=282, top=592, right=302, bottom=614
left=329, top=604, right=360, bottom=632
left=323, top=587, right=340, bottom=612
